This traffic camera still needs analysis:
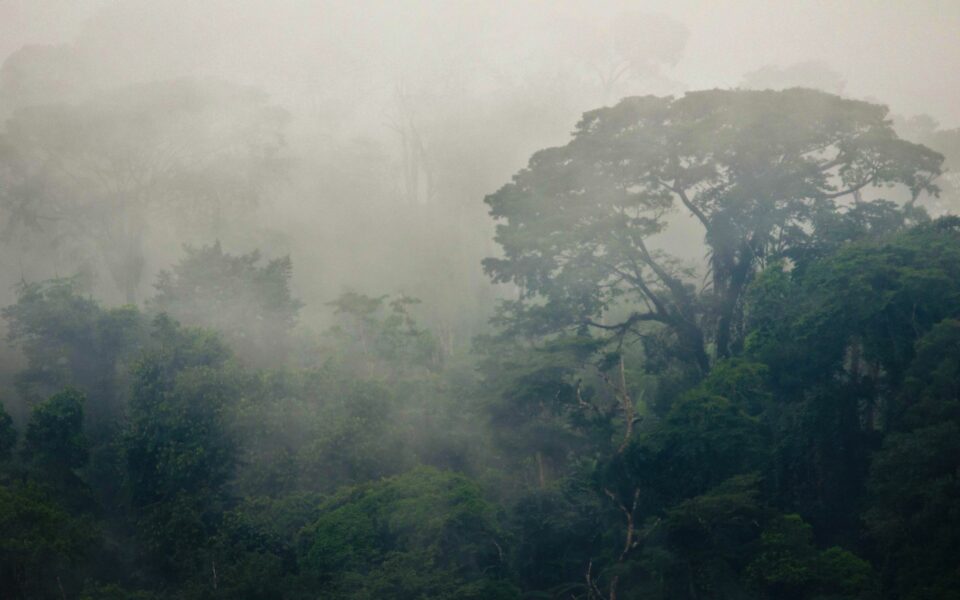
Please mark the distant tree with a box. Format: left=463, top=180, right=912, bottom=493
left=2, top=277, right=147, bottom=429
left=484, top=89, right=943, bottom=371
left=740, top=61, right=846, bottom=94
left=231, top=368, right=408, bottom=498
left=557, top=11, right=689, bottom=101
left=0, top=79, right=288, bottom=302
left=150, top=242, right=301, bottom=366
left=323, top=291, right=439, bottom=376
left=0, top=44, right=98, bottom=117
left=894, top=113, right=960, bottom=214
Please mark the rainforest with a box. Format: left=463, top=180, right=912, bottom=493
left=1, top=2, right=959, bottom=599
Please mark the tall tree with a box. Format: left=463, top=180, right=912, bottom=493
left=123, top=315, right=238, bottom=581
left=150, top=243, right=301, bottom=367
left=2, top=277, right=147, bottom=425
left=0, top=79, right=287, bottom=303
left=484, top=89, right=942, bottom=370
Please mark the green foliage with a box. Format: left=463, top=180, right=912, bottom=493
left=474, top=333, right=614, bottom=484
left=122, top=315, right=238, bottom=576
left=0, top=79, right=288, bottom=302
left=748, top=218, right=960, bottom=392
left=23, top=388, right=88, bottom=474
left=478, top=210, right=960, bottom=596
left=611, top=369, right=769, bottom=510
left=864, top=319, right=960, bottom=598
left=485, top=88, right=942, bottom=370
left=508, top=477, right=605, bottom=594
left=1, top=90, right=959, bottom=600
left=747, top=514, right=820, bottom=596
left=654, top=391, right=763, bottom=496
left=655, top=475, right=766, bottom=598
left=898, top=317, right=960, bottom=427
left=812, top=547, right=878, bottom=599
left=0, top=483, right=97, bottom=599
left=300, top=467, right=515, bottom=599
left=231, top=368, right=409, bottom=497
left=739, top=219, right=960, bottom=543
left=150, top=242, right=302, bottom=367
left=324, top=291, right=440, bottom=376
left=2, top=277, right=147, bottom=420
left=79, top=584, right=163, bottom=600
left=0, top=401, right=15, bottom=461
left=699, top=358, right=772, bottom=416
left=747, top=514, right=877, bottom=599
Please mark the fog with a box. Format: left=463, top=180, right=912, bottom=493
left=5, top=1, right=960, bottom=122
left=1, top=3, right=959, bottom=598
left=2, top=1, right=958, bottom=325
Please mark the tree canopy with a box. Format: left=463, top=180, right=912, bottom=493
left=484, top=89, right=943, bottom=370
left=1, top=85, right=959, bottom=600
left=0, top=79, right=288, bottom=302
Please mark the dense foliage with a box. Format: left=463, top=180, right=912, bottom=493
left=1, top=89, right=959, bottom=599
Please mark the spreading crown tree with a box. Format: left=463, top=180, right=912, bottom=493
left=484, top=88, right=943, bottom=372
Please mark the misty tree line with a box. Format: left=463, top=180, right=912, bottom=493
left=1, top=32, right=960, bottom=600
left=0, top=6, right=700, bottom=357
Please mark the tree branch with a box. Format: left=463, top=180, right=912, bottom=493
left=820, top=174, right=876, bottom=199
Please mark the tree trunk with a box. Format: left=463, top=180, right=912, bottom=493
left=715, top=248, right=754, bottom=360
left=678, top=320, right=710, bottom=375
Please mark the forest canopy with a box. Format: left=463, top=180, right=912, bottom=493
left=1, top=5, right=960, bottom=599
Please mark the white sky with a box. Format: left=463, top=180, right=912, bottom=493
left=1, top=0, right=958, bottom=126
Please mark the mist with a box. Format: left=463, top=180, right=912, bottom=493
left=2, top=1, right=958, bottom=311
left=1, top=2, right=959, bottom=599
